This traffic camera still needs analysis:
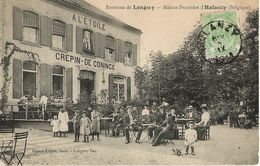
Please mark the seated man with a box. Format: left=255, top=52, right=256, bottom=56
left=147, top=106, right=166, bottom=139
left=111, top=107, right=120, bottom=137
left=124, top=106, right=143, bottom=144
left=152, top=114, right=176, bottom=146
left=195, top=104, right=210, bottom=140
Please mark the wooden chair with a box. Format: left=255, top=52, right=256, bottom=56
left=0, top=132, right=29, bottom=165
left=205, top=125, right=210, bottom=140
left=163, top=129, right=176, bottom=145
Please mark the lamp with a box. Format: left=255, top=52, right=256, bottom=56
left=102, top=69, right=105, bottom=84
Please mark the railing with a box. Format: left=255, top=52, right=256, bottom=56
left=2, top=103, right=74, bottom=121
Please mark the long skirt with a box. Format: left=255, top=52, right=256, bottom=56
left=59, top=121, right=68, bottom=132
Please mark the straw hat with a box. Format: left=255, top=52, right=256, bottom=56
left=201, top=104, right=207, bottom=109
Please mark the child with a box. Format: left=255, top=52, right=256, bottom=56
left=51, top=115, right=60, bottom=137
left=184, top=121, right=197, bottom=155
left=72, top=110, right=81, bottom=142
left=91, top=108, right=101, bottom=141
left=80, top=111, right=92, bottom=143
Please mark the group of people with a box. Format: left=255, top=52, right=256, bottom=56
left=50, top=100, right=211, bottom=155
left=51, top=107, right=101, bottom=142
left=109, top=101, right=210, bottom=151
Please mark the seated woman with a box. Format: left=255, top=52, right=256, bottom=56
left=195, top=104, right=210, bottom=140
left=152, top=114, right=176, bottom=146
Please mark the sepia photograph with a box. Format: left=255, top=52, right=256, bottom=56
left=0, top=0, right=259, bottom=165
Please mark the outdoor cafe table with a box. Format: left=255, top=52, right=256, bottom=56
left=100, top=117, right=112, bottom=137
left=175, top=118, right=193, bottom=139
left=141, top=123, right=155, bottom=143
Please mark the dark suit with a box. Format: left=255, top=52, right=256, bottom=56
left=152, top=115, right=175, bottom=146
left=124, top=113, right=143, bottom=143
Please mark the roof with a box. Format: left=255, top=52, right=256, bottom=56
left=43, top=0, right=142, bottom=35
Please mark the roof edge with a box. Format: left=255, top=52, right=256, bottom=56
left=42, top=0, right=142, bottom=35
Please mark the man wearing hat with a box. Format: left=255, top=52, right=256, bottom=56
left=152, top=113, right=176, bottom=146
left=72, top=110, right=81, bottom=142
left=186, top=105, right=194, bottom=119
left=195, top=104, right=210, bottom=140
left=124, top=106, right=143, bottom=144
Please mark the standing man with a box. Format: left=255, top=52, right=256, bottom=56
left=58, top=108, right=69, bottom=137
left=195, top=104, right=210, bottom=140
left=91, top=108, right=101, bottom=141
left=40, top=94, right=48, bottom=119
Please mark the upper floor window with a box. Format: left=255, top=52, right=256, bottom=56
left=105, top=36, right=115, bottom=60
left=124, top=42, right=132, bottom=64
left=23, top=11, right=39, bottom=43
left=52, top=20, right=65, bottom=49
left=52, top=65, right=64, bottom=99
left=83, top=29, right=94, bottom=54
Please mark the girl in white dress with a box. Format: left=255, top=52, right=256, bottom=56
left=51, top=115, right=60, bottom=137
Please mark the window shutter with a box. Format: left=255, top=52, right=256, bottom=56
left=13, top=6, right=23, bottom=41
left=99, top=33, right=105, bottom=59
left=115, top=39, right=120, bottom=62
left=66, top=24, right=73, bottom=51
left=40, top=63, right=52, bottom=97
left=76, top=26, right=83, bottom=54
left=13, top=59, right=23, bottom=99
left=66, top=68, right=73, bottom=100
left=40, top=16, right=52, bottom=47
left=108, top=74, right=114, bottom=101
left=119, top=40, right=125, bottom=63
left=94, top=32, right=100, bottom=57
left=115, top=39, right=124, bottom=63
left=127, top=77, right=131, bottom=102
left=133, top=44, right=137, bottom=66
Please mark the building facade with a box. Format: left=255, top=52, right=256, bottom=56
left=1, top=0, right=141, bottom=106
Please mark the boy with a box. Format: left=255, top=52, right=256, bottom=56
left=80, top=111, right=92, bottom=143
left=72, top=110, right=81, bottom=142
left=184, top=121, right=197, bottom=155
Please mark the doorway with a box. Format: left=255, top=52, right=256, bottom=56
left=79, top=70, right=95, bottom=101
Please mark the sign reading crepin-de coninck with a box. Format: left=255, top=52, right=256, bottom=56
left=197, top=12, right=242, bottom=64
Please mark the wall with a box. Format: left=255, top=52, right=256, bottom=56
left=2, top=0, right=141, bottom=104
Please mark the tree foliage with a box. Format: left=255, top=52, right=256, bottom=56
left=135, top=9, right=258, bottom=113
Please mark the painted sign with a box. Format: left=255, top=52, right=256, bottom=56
left=55, top=52, right=115, bottom=70
left=72, top=14, right=106, bottom=31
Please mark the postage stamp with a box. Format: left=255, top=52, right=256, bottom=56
left=197, top=12, right=242, bottom=64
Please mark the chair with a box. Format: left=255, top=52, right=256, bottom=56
left=0, top=132, right=29, bottom=165
left=162, top=128, right=176, bottom=145
left=205, top=126, right=210, bottom=140
left=130, top=128, right=138, bottom=141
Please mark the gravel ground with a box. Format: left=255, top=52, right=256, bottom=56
left=3, top=125, right=259, bottom=165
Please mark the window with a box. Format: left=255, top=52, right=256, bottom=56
left=23, top=61, right=37, bottom=98
left=52, top=65, right=64, bottom=99
left=52, top=20, right=65, bottom=49
left=23, top=11, right=39, bottom=43
left=124, top=42, right=132, bottom=64
left=113, top=76, right=126, bottom=102
left=82, top=29, right=94, bottom=54
left=105, top=36, right=115, bottom=60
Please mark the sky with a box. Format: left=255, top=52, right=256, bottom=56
left=85, top=0, right=258, bottom=65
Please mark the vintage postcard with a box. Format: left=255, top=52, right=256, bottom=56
left=0, top=0, right=258, bottom=165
